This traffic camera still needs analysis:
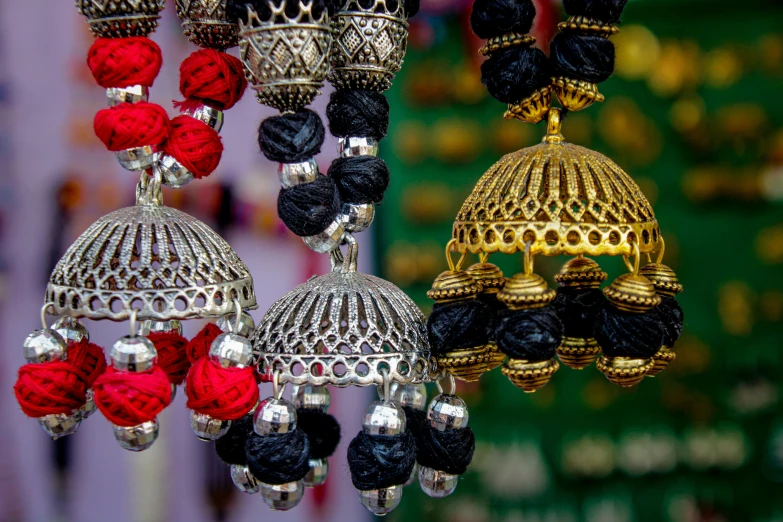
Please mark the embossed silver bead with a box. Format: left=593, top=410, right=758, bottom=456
left=110, top=336, right=158, bottom=372
left=362, top=400, right=406, bottom=436
left=278, top=159, right=319, bottom=188
left=304, top=457, right=329, bottom=487
left=157, top=154, right=194, bottom=189
left=139, top=319, right=183, bottom=336
left=230, top=464, right=260, bottom=493
left=107, top=85, right=150, bottom=106
left=23, top=329, right=67, bottom=363
left=303, top=218, right=345, bottom=254
left=52, top=317, right=90, bottom=345
left=76, top=0, right=165, bottom=38
left=254, top=397, right=297, bottom=435
left=176, top=0, right=239, bottom=49
left=113, top=419, right=159, bottom=452
left=341, top=203, right=375, bottom=233
left=209, top=332, right=254, bottom=369
left=216, top=311, right=256, bottom=338
left=181, top=104, right=224, bottom=132
left=359, top=485, right=403, bottom=516
left=427, top=394, right=469, bottom=431
left=260, top=480, right=305, bottom=511
left=390, top=382, right=427, bottom=411
left=338, top=137, right=379, bottom=158
left=418, top=466, right=459, bottom=498
left=116, top=145, right=160, bottom=171
left=190, top=410, right=232, bottom=441
left=39, top=412, right=81, bottom=440
left=80, top=389, right=97, bottom=420
left=292, top=384, right=330, bottom=413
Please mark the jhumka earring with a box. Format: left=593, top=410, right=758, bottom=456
left=428, top=0, right=684, bottom=391
left=14, top=0, right=259, bottom=450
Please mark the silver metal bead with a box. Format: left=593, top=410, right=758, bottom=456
left=157, top=153, right=194, bottom=189
left=304, top=457, right=328, bottom=487
left=38, top=412, right=81, bottom=440
left=253, top=397, right=297, bottom=435
left=139, top=319, right=183, bottom=336
left=404, top=462, right=418, bottom=486
left=418, top=466, right=459, bottom=498
left=106, top=85, right=149, bottom=106
left=208, top=332, right=254, bottom=369
left=110, top=336, right=158, bottom=372
left=80, top=389, right=97, bottom=420
left=362, top=400, right=406, bottom=436
left=338, top=137, right=379, bottom=158
left=260, top=480, right=305, bottom=511
left=216, top=311, right=256, bottom=338
left=427, top=394, right=469, bottom=431
left=190, top=410, right=232, bottom=441
left=116, top=145, right=159, bottom=171
left=113, top=419, right=159, bottom=452
left=23, top=329, right=67, bottom=363
left=277, top=159, right=319, bottom=188
left=291, top=384, right=330, bottom=413
left=341, top=203, right=375, bottom=233
left=302, top=218, right=345, bottom=254
left=230, top=464, right=260, bottom=494
left=390, top=383, right=427, bottom=411
left=52, top=317, right=89, bottom=345
left=181, top=104, right=224, bottom=132
left=359, top=485, right=403, bottom=516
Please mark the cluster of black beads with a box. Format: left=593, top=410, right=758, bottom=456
left=656, top=296, right=684, bottom=348
left=552, top=287, right=606, bottom=339
left=415, top=420, right=475, bottom=475
left=495, top=306, right=563, bottom=361
left=215, top=414, right=254, bottom=466
left=593, top=304, right=664, bottom=359
left=296, top=409, right=341, bottom=459
left=426, top=300, right=493, bottom=357
left=245, top=428, right=311, bottom=484
left=347, top=430, right=417, bottom=490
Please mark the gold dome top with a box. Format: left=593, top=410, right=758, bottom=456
left=466, top=262, right=505, bottom=295
left=604, top=274, right=661, bottom=313
left=639, top=263, right=683, bottom=297
left=496, top=273, right=556, bottom=310
left=427, top=270, right=481, bottom=302
left=452, top=109, right=659, bottom=258
left=555, top=257, right=607, bottom=289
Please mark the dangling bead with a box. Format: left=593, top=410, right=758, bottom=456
left=639, top=262, right=684, bottom=376
left=466, top=262, right=508, bottom=370
left=389, top=382, right=427, bottom=485
left=292, top=384, right=340, bottom=487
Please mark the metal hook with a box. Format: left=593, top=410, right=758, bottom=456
left=523, top=240, right=534, bottom=275
left=445, top=239, right=467, bottom=272
left=656, top=236, right=666, bottom=264
left=232, top=298, right=243, bottom=333
left=272, top=371, right=285, bottom=401
left=40, top=304, right=52, bottom=330
left=435, top=374, right=456, bottom=396
left=129, top=309, right=138, bottom=337
left=622, top=240, right=641, bottom=275
left=379, top=368, right=391, bottom=402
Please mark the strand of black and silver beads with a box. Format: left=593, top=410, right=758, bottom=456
left=388, top=382, right=427, bottom=486
left=292, top=384, right=341, bottom=487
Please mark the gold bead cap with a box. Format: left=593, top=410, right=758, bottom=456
left=603, top=274, right=661, bottom=313
left=639, top=263, right=683, bottom=298
left=555, top=257, right=608, bottom=289
left=427, top=270, right=481, bottom=302
left=496, top=273, right=556, bottom=310
left=466, top=263, right=505, bottom=295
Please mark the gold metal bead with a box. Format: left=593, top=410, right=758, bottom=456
left=479, top=33, right=536, bottom=56
left=501, top=358, right=559, bottom=393
left=466, top=262, right=505, bottom=295
left=646, top=346, right=676, bottom=376
left=427, top=270, right=481, bottom=303
left=557, top=16, right=619, bottom=38
left=596, top=356, right=653, bottom=387
left=555, top=257, right=607, bottom=289
left=639, top=263, right=683, bottom=298
left=504, top=87, right=551, bottom=124
left=603, top=274, right=661, bottom=313
left=551, top=77, right=605, bottom=112
left=496, top=273, right=556, bottom=310
left=484, top=343, right=506, bottom=371
left=436, top=346, right=492, bottom=382
left=556, top=337, right=601, bottom=370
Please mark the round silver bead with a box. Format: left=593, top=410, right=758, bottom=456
left=302, top=218, right=345, bottom=254
left=427, top=394, right=469, bottom=431
left=113, top=419, right=159, bottom=452
left=254, top=398, right=297, bottom=435
left=39, top=412, right=81, bottom=440
left=208, top=332, right=254, bottom=369
left=80, top=389, right=97, bottom=420
left=418, top=466, right=459, bottom=498
left=190, top=410, right=232, bottom=441
left=106, top=85, right=149, bottom=106
left=304, top=457, right=329, bottom=487
left=230, top=464, right=260, bottom=494
left=389, top=382, right=427, bottom=411
left=52, top=317, right=89, bottom=345
left=260, top=480, right=305, bottom=511
left=110, top=336, right=157, bottom=372
left=139, top=319, right=183, bottom=336
left=359, top=485, right=403, bottom=516
left=157, top=154, right=194, bottom=189
left=291, top=384, right=330, bottom=413
left=182, top=104, right=224, bottom=132
left=116, top=145, right=159, bottom=171
left=216, top=311, right=256, bottom=338
left=278, top=158, right=318, bottom=188
left=23, top=329, right=67, bottom=364
left=338, top=136, right=379, bottom=158
left=362, top=400, right=406, bottom=436
left=341, top=203, right=375, bottom=233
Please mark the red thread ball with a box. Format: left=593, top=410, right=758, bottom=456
left=14, top=361, right=88, bottom=418
left=67, top=340, right=107, bottom=387
left=93, top=366, right=172, bottom=427
left=186, top=323, right=223, bottom=363
left=94, top=101, right=170, bottom=151
left=148, top=332, right=190, bottom=385
left=185, top=357, right=259, bottom=421
left=163, top=115, right=223, bottom=179
left=179, top=49, right=247, bottom=110
left=87, top=37, right=163, bottom=88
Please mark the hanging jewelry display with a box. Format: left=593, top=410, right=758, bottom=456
left=14, top=0, right=258, bottom=452
left=426, top=0, right=684, bottom=391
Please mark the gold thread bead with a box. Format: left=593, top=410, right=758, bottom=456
left=466, top=263, right=505, bottom=295
left=496, top=273, right=556, bottom=310
left=427, top=270, right=481, bottom=303
left=596, top=356, right=653, bottom=387
left=504, top=87, right=551, bottom=124
left=556, top=337, right=601, bottom=370
left=551, top=77, right=605, bottom=112
left=603, top=274, right=661, bottom=313
left=646, top=346, right=676, bottom=376
left=555, top=257, right=607, bottom=289
left=501, top=358, right=559, bottom=392
left=557, top=16, right=619, bottom=38
left=639, top=263, right=683, bottom=298
left=479, top=33, right=536, bottom=56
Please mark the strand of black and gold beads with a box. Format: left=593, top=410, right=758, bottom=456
left=466, top=259, right=508, bottom=370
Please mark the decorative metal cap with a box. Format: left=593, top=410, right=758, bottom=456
left=466, top=262, right=505, bottom=295
left=596, top=356, right=653, bottom=387
left=639, top=263, right=683, bottom=298
left=176, top=0, right=239, bottom=49
left=603, top=274, right=661, bottom=313
left=555, top=257, right=607, bottom=289
left=496, top=273, right=556, bottom=310
left=76, top=0, right=165, bottom=37
left=551, top=77, right=605, bottom=112
left=427, top=270, right=481, bottom=303
left=557, top=16, right=619, bottom=37
left=479, top=33, right=536, bottom=56
left=504, top=86, right=551, bottom=124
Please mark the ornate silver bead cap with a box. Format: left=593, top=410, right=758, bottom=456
left=329, top=0, right=410, bottom=92
left=304, top=457, right=329, bottom=487
left=254, top=397, right=297, bottom=435
left=156, top=154, right=194, bottom=189
left=338, top=136, right=379, bottom=158
left=359, top=484, right=403, bottom=516
left=181, top=103, right=224, bottom=132
left=341, top=202, right=375, bottom=233
left=260, top=480, right=305, bottom=511
left=190, top=410, right=232, bottom=440
left=107, top=85, right=150, bottom=107
left=77, top=0, right=165, bottom=38
left=209, top=332, right=255, bottom=368
left=362, top=400, right=406, bottom=436
left=418, top=466, right=458, bottom=498
left=140, top=319, right=183, bottom=336
left=427, top=394, right=469, bottom=431
left=110, top=336, right=158, bottom=372
left=231, top=464, right=260, bottom=493
left=113, top=419, right=159, bottom=452
left=217, top=311, right=256, bottom=337
left=39, top=412, right=81, bottom=440
left=302, top=218, right=345, bottom=254
left=175, top=0, right=240, bottom=50
left=277, top=159, right=319, bottom=188
left=53, top=317, right=90, bottom=345
left=292, top=384, right=331, bottom=413
left=238, top=0, right=332, bottom=113
left=23, top=329, right=67, bottom=364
